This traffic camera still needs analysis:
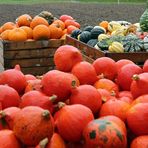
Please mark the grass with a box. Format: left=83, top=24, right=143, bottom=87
left=0, top=0, right=146, bottom=4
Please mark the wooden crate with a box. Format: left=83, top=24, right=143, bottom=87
left=0, top=39, right=65, bottom=75
left=66, top=35, right=148, bottom=64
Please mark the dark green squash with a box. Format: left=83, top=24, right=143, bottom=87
left=71, top=29, right=82, bottom=39
left=83, top=26, right=94, bottom=32
left=140, top=0, right=148, bottom=32
left=78, top=31, right=91, bottom=43
left=87, top=39, right=98, bottom=47
left=95, top=38, right=109, bottom=51
left=91, top=26, right=106, bottom=39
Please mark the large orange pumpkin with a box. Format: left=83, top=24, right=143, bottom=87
left=33, top=24, right=50, bottom=40
left=126, top=103, right=148, bottom=136
left=48, top=24, right=63, bottom=39
left=16, top=14, right=32, bottom=27
left=83, top=118, right=127, bottom=148
left=130, top=135, right=148, bottom=148
left=8, top=28, right=27, bottom=41
left=52, top=19, right=65, bottom=30
left=0, top=30, right=11, bottom=40
left=13, top=106, right=54, bottom=146
left=30, top=16, right=49, bottom=29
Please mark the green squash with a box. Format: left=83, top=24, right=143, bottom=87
left=78, top=31, right=91, bottom=43
left=83, top=26, right=94, bottom=32
left=71, top=29, right=82, bottom=39
left=140, top=0, right=148, bottom=32
left=87, top=39, right=98, bottom=47
left=91, top=26, right=106, bottom=39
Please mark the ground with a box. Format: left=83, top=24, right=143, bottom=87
left=0, top=3, right=146, bottom=27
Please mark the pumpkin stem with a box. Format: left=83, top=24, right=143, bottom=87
left=58, top=102, right=66, bottom=109
left=39, top=137, right=49, bottom=148
left=42, top=110, right=50, bottom=120
left=49, top=95, right=57, bottom=102
left=132, top=74, right=140, bottom=81
left=36, top=75, right=43, bottom=79
left=71, top=80, right=77, bottom=89
left=111, top=91, right=116, bottom=96
left=0, top=111, right=6, bottom=119
left=98, top=73, right=105, bottom=79
left=14, top=64, right=21, bottom=71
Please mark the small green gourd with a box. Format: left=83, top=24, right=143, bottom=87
left=140, top=0, right=148, bottom=32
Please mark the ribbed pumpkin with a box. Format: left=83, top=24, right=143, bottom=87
left=1, top=22, right=16, bottom=32
left=69, top=84, right=102, bottom=114
left=99, top=99, right=130, bottom=122
left=130, top=135, right=148, bottom=148
left=52, top=19, right=65, bottom=30
left=20, top=26, right=33, bottom=39
left=140, top=0, right=148, bottom=32
left=126, top=103, right=148, bottom=136
left=8, top=28, right=27, bottom=41
left=13, top=106, right=54, bottom=146
left=0, top=30, right=11, bottom=40
left=54, top=45, right=83, bottom=72
left=54, top=103, right=94, bottom=142
left=83, top=118, right=127, bottom=148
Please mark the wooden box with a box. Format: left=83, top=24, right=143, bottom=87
left=0, top=39, right=65, bottom=75
left=66, top=35, right=148, bottom=65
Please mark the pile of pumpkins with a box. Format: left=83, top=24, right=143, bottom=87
left=0, top=44, right=147, bottom=148
left=70, top=20, right=148, bottom=53
left=0, top=11, right=80, bottom=41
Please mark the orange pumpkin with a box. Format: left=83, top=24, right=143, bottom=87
left=33, top=24, right=50, bottom=40
left=20, top=26, right=33, bottom=39
left=83, top=118, right=127, bottom=148
left=130, top=135, right=148, bottom=148
left=59, top=15, right=74, bottom=22
left=30, top=16, right=49, bottom=29
left=52, top=19, right=65, bottom=30
left=65, top=20, right=80, bottom=28
left=48, top=24, right=63, bottom=39
left=67, top=25, right=78, bottom=34
left=0, top=30, right=11, bottom=40
left=16, top=14, right=32, bottom=27
left=1, top=22, right=16, bottom=32
left=99, top=21, right=109, bottom=31
left=8, top=28, right=27, bottom=41
left=0, top=27, right=2, bottom=34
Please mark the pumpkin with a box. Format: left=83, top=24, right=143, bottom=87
left=33, top=24, right=50, bottom=40
left=48, top=24, right=63, bottom=39
left=16, top=14, right=32, bottom=27
left=54, top=45, right=83, bottom=72
left=78, top=31, right=91, bottom=43
left=1, top=22, right=16, bottom=32
left=83, top=26, right=94, bottom=32
left=19, top=91, right=56, bottom=114
left=71, top=61, right=98, bottom=85
left=41, top=70, right=79, bottom=102
left=93, top=57, right=117, bottom=80
left=54, top=103, right=94, bottom=142
left=94, top=78, right=119, bottom=97
left=99, top=21, right=109, bottom=31
left=52, top=19, right=65, bottom=30
left=38, top=11, right=54, bottom=25
left=8, top=28, right=27, bottom=41
left=59, top=15, right=74, bottom=22
left=99, top=99, right=130, bottom=122
left=143, top=59, right=148, bottom=72
left=130, top=135, right=148, bottom=148
left=20, top=26, right=33, bottom=39
left=0, top=30, right=11, bottom=40
left=30, top=16, right=49, bottom=29
left=108, top=41, right=124, bottom=53
left=65, top=20, right=80, bottom=28
left=71, top=29, right=82, bottom=39
left=117, top=64, right=142, bottom=91
left=25, top=74, right=36, bottom=81
left=69, top=84, right=102, bottom=114
left=0, top=130, right=21, bottom=148
left=130, top=73, right=148, bottom=98
left=13, top=106, right=54, bottom=146
left=0, top=107, right=20, bottom=130
left=83, top=118, right=127, bottom=148
left=126, top=103, right=148, bottom=136
left=0, top=65, right=27, bottom=94
left=91, top=26, right=106, bottom=39
left=67, top=25, right=78, bottom=34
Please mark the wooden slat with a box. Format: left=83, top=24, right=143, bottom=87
left=82, top=54, right=94, bottom=63
left=3, top=39, right=65, bottom=50
left=0, top=41, right=4, bottom=72
left=4, top=47, right=56, bottom=60
left=4, top=57, right=54, bottom=68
